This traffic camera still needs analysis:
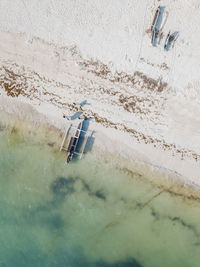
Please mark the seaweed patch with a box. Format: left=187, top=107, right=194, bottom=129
left=151, top=208, right=160, bottom=220
left=47, top=142, right=55, bottom=147
left=79, top=178, right=107, bottom=201
left=50, top=176, right=75, bottom=202
left=91, top=190, right=106, bottom=201
left=168, top=216, right=198, bottom=236
left=94, top=258, right=143, bottom=267
left=38, top=213, right=65, bottom=231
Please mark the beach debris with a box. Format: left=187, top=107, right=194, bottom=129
left=164, top=31, right=179, bottom=51
left=63, top=114, right=71, bottom=120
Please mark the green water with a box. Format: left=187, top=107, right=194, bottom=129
left=1, top=125, right=200, bottom=267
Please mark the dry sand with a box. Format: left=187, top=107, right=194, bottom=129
left=0, top=0, right=200, bottom=188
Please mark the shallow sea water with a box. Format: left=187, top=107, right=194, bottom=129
left=1, top=125, right=200, bottom=267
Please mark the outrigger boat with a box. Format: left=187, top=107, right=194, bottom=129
left=60, top=118, right=95, bottom=164
left=66, top=120, right=83, bottom=164
left=151, top=6, right=167, bottom=47
left=151, top=7, right=160, bottom=32
left=164, top=31, right=179, bottom=51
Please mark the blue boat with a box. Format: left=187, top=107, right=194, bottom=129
left=151, top=6, right=165, bottom=47
left=164, top=31, right=179, bottom=51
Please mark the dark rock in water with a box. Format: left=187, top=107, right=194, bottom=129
left=80, top=179, right=106, bottom=201
left=81, top=179, right=91, bottom=192
left=27, top=204, right=65, bottom=230
left=30, top=177, right=76, bottom=225
left=93, top=258, right=143, bottom=267
left=47, top=142, right=55, bottom=147
left=5, top=244, right=45, bottom=267
left=41, top=213, right=65, bottom=230
left=50, top=177, right=76, bottom=205
left=88, top=189, right=106, bottom=201
left=151, top=208, right=160, bottom=220
left=55, top=255, right=143, bottom=267
left=94, top=190, right=106, bottom=201
left=135, top=202, right=143, bottom=208
left=168, top=215, right=197, bottom=236
left=0, top=125, right=4, bottom=131
left=51, top=177, right=75, bottom=197
left=11, top=127, right=17, bottom=134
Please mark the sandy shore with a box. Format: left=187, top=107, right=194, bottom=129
left=0, top=29, right=200, bottom=189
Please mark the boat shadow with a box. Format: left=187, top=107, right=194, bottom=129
left=74, top=118, right=95, bottom=161
left=70, top=111, right=83, bottom=120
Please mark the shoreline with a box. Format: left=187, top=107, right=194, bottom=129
left=2, top=105, right=200, bottom=267
left=1, top=100, right=200, bottom=203
left=0, top=30, right=200, bottom=191
left=1, top=2, right=200, bottom=266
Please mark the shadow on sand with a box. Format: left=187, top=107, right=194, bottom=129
left=70, top=111, right=83, bottom=120
left=74, top=118, right=95, bottom=160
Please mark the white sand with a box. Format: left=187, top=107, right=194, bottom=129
left=0, top=0, right=200, bottom=187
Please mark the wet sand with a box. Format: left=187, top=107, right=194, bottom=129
left=1, top=109, right=200, bottom=201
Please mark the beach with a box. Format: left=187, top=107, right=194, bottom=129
left=0, top=19, right=200, bottom=188
left=1, top=0, right=200, bottom=261
left=1, top=1, right=200, bottom=266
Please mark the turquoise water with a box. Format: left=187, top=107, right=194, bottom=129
left=1, top=124, right=200, bottom=267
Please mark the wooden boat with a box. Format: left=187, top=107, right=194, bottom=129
left=66, top=120, right=83, bottom=164
left=164, top=31, right=179, bottom=51
left=151, top=7, right=160, bottom=32
left=151, top=6, right=166, bottom=47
